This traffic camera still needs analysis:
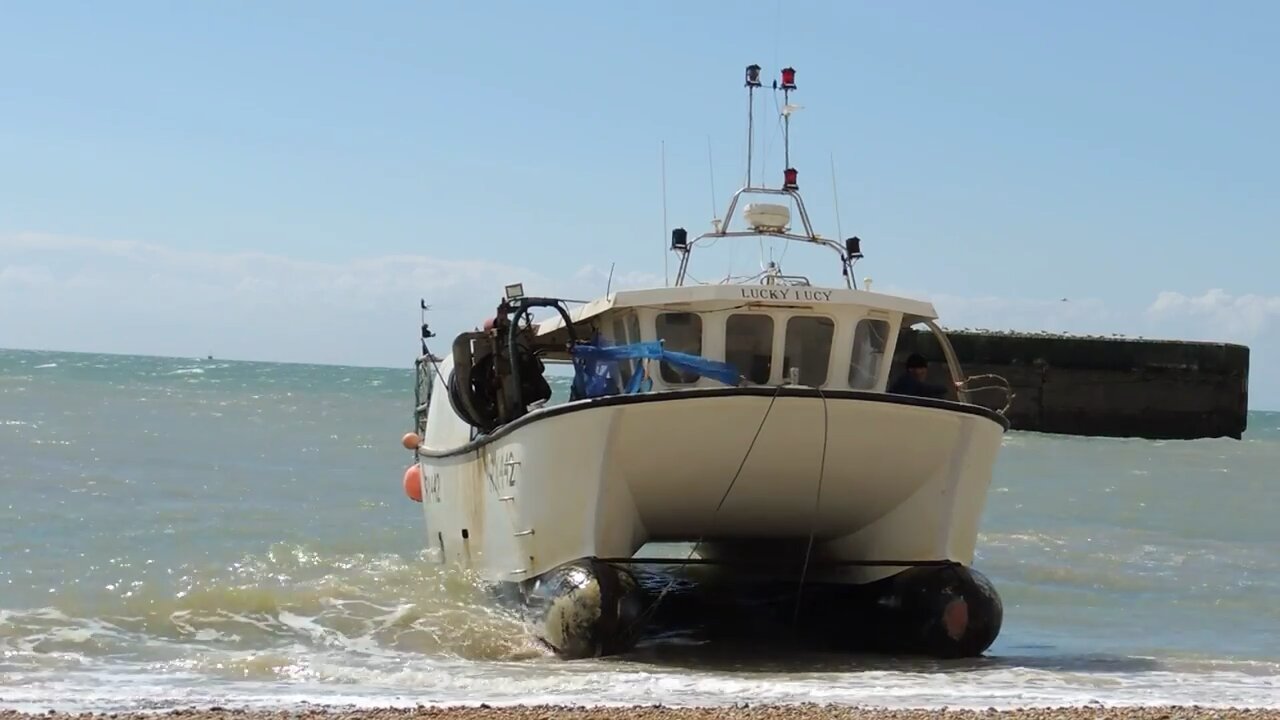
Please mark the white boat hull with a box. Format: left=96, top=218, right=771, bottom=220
left=417, top=386, right=1006, bottom=587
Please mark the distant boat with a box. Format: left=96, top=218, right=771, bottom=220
left=404, top=63, right=1014, bottom=662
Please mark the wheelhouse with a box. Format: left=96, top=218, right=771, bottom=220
left=532, top=284, right=972, bottom=402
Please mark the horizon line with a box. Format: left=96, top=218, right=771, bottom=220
left=1, top=344, right=1272, bottom=415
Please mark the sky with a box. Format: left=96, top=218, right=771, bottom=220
left=1, top=1, right=1277, bottom=407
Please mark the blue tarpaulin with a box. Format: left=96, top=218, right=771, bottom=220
left=569, top=340, right=741, bottom=399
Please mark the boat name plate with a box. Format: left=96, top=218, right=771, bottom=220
left=740, top=288, right=833, bottom=302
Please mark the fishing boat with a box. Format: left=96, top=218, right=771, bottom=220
left=400, top=64, right=1013, bottom=660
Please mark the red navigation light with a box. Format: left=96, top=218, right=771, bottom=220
left=783, top=167, right=798, bottom=189
left=780, top=67, right=796, bottom=90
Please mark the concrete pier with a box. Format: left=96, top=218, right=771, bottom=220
left=898, top=329, right=1250, bottom=440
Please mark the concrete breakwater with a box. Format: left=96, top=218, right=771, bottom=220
left=899, top=329, right=1250, bottom=440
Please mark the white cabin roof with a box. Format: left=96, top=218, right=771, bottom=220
left=534, top=283, right=939, bottom=336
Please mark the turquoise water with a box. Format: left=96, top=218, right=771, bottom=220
left=1, top=348, right=1278, bottom=711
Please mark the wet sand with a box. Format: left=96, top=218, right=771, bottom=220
left=5, top=705, right=1280, bottom=720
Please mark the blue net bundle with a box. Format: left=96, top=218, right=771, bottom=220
left=569, top=339, right=741, bottom=400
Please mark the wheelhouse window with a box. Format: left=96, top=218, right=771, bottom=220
left=724, top=313, right=773, bottom=385
left=655, top=312, right=702, bottom=384
left=783, top=315, right=835, bottom=387
left=848, top=318, right=891, bottom=390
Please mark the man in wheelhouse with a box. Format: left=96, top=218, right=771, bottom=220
left=888, top=353, right=949, bottom=399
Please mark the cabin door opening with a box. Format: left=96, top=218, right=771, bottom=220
left=890, top=319, right=967, bottom=403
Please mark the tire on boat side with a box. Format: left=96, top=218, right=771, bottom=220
left=521, top=557, right=648, bottom=659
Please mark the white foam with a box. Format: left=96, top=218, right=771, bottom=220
left=3, top=662, right=1280, bottom=713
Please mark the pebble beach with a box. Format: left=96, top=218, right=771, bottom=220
left=8, top=706, right=1280, bottom=720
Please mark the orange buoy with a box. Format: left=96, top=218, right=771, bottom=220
left=401, top=432, right=420, bottom=450
left=403, top=464, right=423, bottom=502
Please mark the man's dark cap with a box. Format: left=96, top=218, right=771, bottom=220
left=906, top=353, right=928, bottom=369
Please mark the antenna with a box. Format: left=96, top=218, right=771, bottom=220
left=708, top=135, right=730, bottom=278
left=745, top=64, right=761, bottom=187
left=661, top=139, right=669, bottom=287
left=419, top=298, right=435, bottom=357
left=706, top=135, right=718, bottom=223
left=606, top=262, right=616, bottom=295
left=830, top=152, right=843, bottom=244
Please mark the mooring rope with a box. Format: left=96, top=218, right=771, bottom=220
left=791, top=383, right=830, bottom=626
left=960, top=373, right=1015, bottom=414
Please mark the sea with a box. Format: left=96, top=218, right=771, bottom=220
left=1, top=347, right=1278, bottom=713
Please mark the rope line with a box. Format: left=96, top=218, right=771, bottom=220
left=792, top=383, right=829, bottom=626
left=624, top=383, right=784, bottom=634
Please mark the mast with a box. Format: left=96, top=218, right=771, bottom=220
left=745, top=64, right=761, bottom=188
left=780, top=67, right=797, bottom=190
left=670, top=65, right=864, bottom=290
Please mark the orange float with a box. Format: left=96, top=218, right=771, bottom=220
left=403, top=464, right=423, bottom=502
left=401, top=432, right=420, bottom=450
